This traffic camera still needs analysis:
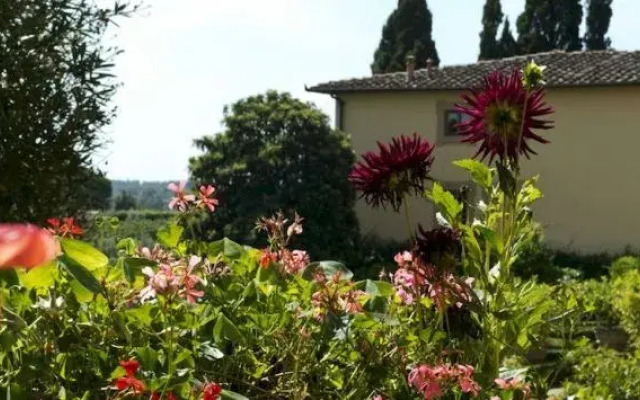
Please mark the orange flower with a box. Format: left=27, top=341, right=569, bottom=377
left=0, top=224, right=58, bottom=269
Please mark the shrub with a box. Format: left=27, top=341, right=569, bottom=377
left=612, top=270, right=640, bottom=347
left=563, top=346, right=640, bottom=399
left=189, top=91, right=360, bottom=264
left=0, top=0, right=135, bottom=223
left=610, top=256, right=640, bottom=279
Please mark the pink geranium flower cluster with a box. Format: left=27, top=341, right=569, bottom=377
left=494, top=377, right=531, bottom=399
left=260, top=248, right=310, bottom=275
left=139, top=254, right=205, bottom=304
left=393, top=251, right=474, bottom=311
left=311, top=270, right=366, bottom=321
left=256, top=211, right=310, bottom=275
left=168, top=181, right=219, bottom=213
left=408, top=363, right=481, bottom=399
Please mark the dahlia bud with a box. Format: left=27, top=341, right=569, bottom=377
left=522, top=60, right=546, bottom=90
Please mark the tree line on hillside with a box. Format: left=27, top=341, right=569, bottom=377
left=372, top=0, right=614, bottom=73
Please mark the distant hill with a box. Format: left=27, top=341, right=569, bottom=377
left=111, top=180, right=187, bottom=210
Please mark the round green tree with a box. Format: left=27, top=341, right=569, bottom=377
left=189, top=91, right=360, bottom=263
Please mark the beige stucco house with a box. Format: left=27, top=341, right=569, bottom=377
left=308, top=50, right=640, bottom=254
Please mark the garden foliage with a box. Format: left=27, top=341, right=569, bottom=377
left=0, top=63, right=605, bottom=399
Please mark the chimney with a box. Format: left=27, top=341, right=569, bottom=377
left=406, top=55, right=416, bottom=82
left=426, top=58, right=434, bottom=78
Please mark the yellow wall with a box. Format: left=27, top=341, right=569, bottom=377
left=339, top=86, right=640, bottom=253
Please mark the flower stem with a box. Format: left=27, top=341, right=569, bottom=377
left=403, top=197, right=416, bottom=245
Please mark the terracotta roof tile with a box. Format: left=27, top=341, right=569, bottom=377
left=307, top=50, right=640, bottom=93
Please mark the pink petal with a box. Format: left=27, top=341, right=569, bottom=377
left=0, top=224, right=58, bottom=269
left=167, top=182, right=179, bottom=193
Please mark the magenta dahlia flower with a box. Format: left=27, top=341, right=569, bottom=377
left=455, top=68, right=553, bottom=162
left=349, top=133, right=435, bottom=210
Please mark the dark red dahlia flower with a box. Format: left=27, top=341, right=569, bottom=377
left=455, top=68, right=553, bottom=162
left=415, top=226, right=461, bottom=266
left=349, top=133, right=435, bottom=210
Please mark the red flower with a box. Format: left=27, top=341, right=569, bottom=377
left=115, top=376, right=146, bottom=394
left=196, top=185, right=219, bottom=212
left=202, top=382, right=222, bottom=400
left=349, top=133, right=435, bottom=211
left=415, top=226, right=461, bottom=265
left=114, top=358, right=146, bottom=394
left=259, top=249, right=277, bottom=269
left=0, top=224, right=58, bottom=269
left=47, top=217, right=83, bottom=238
left=455, top=68, right=553, bottom=162
left=120, top=359, right=140, bottom=376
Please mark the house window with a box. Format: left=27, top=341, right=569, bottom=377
left=436, top=102, right=472, bottom=144
left=444, top=110, right=471, bottom=137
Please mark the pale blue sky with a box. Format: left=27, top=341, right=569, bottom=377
left=101, top=0, right=640, bottom=181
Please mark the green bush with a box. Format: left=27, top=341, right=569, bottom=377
left=563, top=346, right=640, bottom=399
left=612, top=270, right=640, bottom=347
left=610, top=256, right=640, bottom=279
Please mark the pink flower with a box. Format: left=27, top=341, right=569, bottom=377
left=279, top=249, right=309, bottom=274
left=409, top=363, right=480, bottom=399
left=340, top=290, right=365, bottom=314
left=394, top=251, right=413, bottom=266
left=177, top=256, right=204, bottom=304
left=459, top=376, right=481, bottom=396
left=183, top=278, right=205, bottom=304
left=168, top=181, right=196, bottom=212
left=0, top=224, right=58, bottom=269
left=495, top=377, right=531, bottom=398
left=196, top=185, right=219, bottom=212
left=140, top=264, right=179, bottom=302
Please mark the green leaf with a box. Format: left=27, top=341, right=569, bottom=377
left=208, top=238, right=245, bottom=259
left=327, top=366, right=344, bottom=389
left=213, top=313, right=245, bottom=344
left=60, top=238, right=108, bottom=271
left=116, top=238, right=137, bottom=255
left=454, top=159, right=492, bottom=189
left=221, top=390, right=249, bottom=400
left=303, top=261, right=353, bottom=281
left=200, top=344, right=224, bottom=360
left=156, top=224, right=184, bottom=248
left=496, top=161, right=516, bottom=198
left=0, top=269, right=19, bottom=287
left=69, top=280, right=94, bottom=302
left=476, top=226, right=504, bottom=255
left=60, top=256, right=102, bottom=294
left=135, top=347, right=158, bottom=371
left=356, top=280, right=394, bottom=297
left=125, top=303, right=155, bottom=326
left=121, top=257, right=157, bottom=283
left=17, top=261, right=58, bottom=290
left=428, top=182, right=463, bottom=221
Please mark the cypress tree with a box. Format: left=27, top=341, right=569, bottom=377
left=585, top=0, right=613, bottom=50
left=499, top=18, right=518, bottom=57
left=516, top=0, right=583, bottom=54
left=479, top=0, right=504, bottom=60
left=371, top=0, right=439, bottom=73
